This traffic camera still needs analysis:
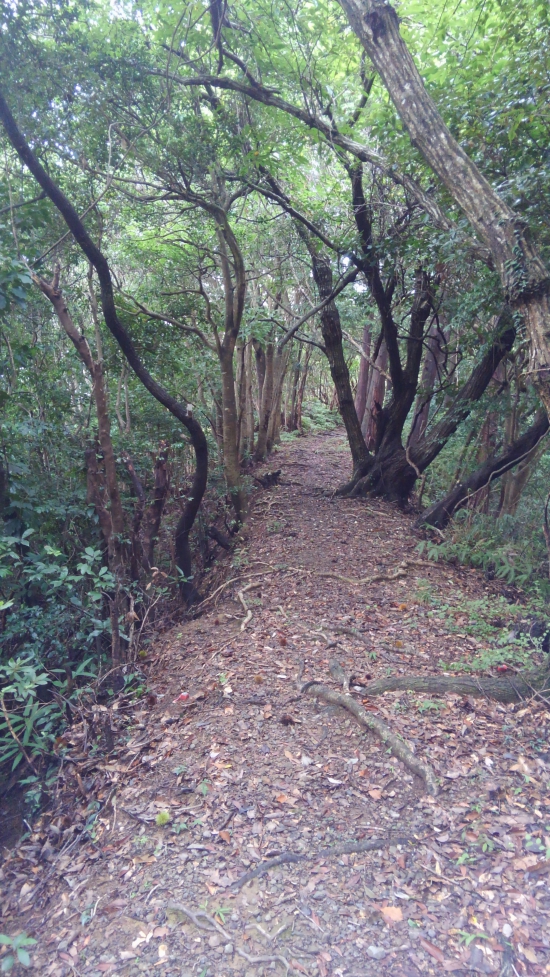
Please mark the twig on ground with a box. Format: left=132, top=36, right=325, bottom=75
left=231, top=833, right=413, bottom=889
left=301, top=680, right=439, bottom=795
left=166, top=902, right=296, bottom=973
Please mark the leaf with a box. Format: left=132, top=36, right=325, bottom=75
left=15, top=948, right=30, bottom=967
left=521, top=947, right=538, bottom=964
left=368, top=788, right=382, bottom=800
left=420, top=938, right=445, bottom=963
left=380, top=905, right=402, bottom=922
left=219, top=830, right=231, bottom=843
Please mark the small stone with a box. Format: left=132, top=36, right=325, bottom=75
left=502, top=923, right=513, bottom=939
left=224, top=943, right=234, bottom=954
left=208, top=934, right=221, bottom=948
left=367, top=946, right=387, bottom=960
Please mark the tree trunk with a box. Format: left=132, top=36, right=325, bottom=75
left=310, top=250, right=370, bottom=473
left=338, top=0, right=550, bottom=414
left=253, top=339, right=266, bottom=410
left=354, top=322, right=371, bottom=426
left=347, top=314, right=516, bottom=502
left=362, top=339, right=387, bottom=448
left=420, top=411, right=549, bottom=529
left=141, top=445, right=170, bottom=569
left=245, top=340, right=255, bottom=457
left=254, top=341, right=274, bottom=461
left=294, top=345, right=311, bottom=433
left=287, top=346, right=301, bottom=431
left=220, top=345, right=246, bottom=523
left=267, top=346, right=289, bottom=450
left=408, top=320, right=447, bottom=447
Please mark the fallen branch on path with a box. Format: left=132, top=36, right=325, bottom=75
left=359, top=667, right=550, bottom=704
left=231, top=832, right=414, bottom=890
left=301, top=666, right=439, bottom=795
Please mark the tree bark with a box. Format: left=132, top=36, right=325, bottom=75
left=141, top=445, right=170, bottom=569
left=254, top=341, right=274, bottom=462
left=267, top=346, right=289, bottom=450
left=362, top=339, right=387, bottom=448
left=347, top=313, right=516, bottom=501
left=420, top=410, right=549, bottom=529
left=338, top=0, right=550, bottom=414
left=354, top=322, right=371, bottom=426
left=408, top=320, right=447, bottom=447
left=309, top=248, right=370, bottom=473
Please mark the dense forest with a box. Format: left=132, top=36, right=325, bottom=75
left=2, top=0, right=550, bottom=895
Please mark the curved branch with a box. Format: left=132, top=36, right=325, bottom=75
left=0, top=89, right=208, bottom=604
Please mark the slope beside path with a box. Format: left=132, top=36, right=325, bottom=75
left=2, top=431, right=550, bottom=977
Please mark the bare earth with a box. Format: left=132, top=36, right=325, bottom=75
left=2, top=431, right=550, bottom=977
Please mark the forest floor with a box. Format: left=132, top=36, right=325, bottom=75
left=2, top=431, right=550, bottom=977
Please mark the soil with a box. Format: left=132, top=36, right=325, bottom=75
left=1, top=431, right=550, bottom=977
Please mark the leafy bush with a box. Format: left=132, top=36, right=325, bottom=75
left=0, top=533, right=115, bottom=772
left=417, top=510, right=550, bottom=592
left=301, top=401, right=341, bottom=433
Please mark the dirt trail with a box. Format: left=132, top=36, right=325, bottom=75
left=2, top=432, right=550, bottom=977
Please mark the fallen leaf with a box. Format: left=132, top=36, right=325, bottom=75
left=219, top=830, right=231, bottom=843
left=368, top=789, right=382, bottom=800
left=520, top=945, right=538, bottom=964
left=420, top=938, right=445, bottom=963
left=380, top=905, right=402, bottom=922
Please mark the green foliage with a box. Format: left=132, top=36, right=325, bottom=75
left=416, top=509, right=550, bottom=590
left=301, top=402, right=341, bottom=433
left=0, top=932, right=36, bottom=971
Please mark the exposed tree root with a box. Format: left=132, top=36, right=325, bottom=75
left=196, top=559, right=436, bottom=612
left=360, top=665, right=550, bottom=704
left=231, top=832, right=415, bottom=890
left=301, top=679, right=439, bottom=795
left=166, top=902, right=297, bottom=974
left=303, top=558, right=432, bottom=586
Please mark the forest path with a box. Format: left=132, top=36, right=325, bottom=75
left=3, top=432, right=550, bottom=977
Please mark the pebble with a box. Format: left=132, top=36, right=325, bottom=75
left=367, top=946, right=387, bottom=960
left=224, top=943, right=234, bottom=954
left=208, top=934, right=221, bottom=948
left=503, top=923, right=513, bottom=939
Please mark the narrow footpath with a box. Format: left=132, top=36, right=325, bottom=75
left=2, top=432, right=550, bottom=977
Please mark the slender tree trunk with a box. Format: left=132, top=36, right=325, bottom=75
left=245, top=340, right=255, bottom=457
left=34, top=271, right=128, bottom=661
left=354, top=322, right=371, bottom=426
left=141, top=445, right=170, bottom=569
left=255, top=342, right=274, bottom=461
left=408, top=321, right=447, bottom=447
left=338, top=0, right=550, bottom=413
left=309, top=250, right=370, bottom=472
left=220, top=345, right=246, bottom=522
left=294, top=346, right=311, bottom=433
left=420, top=411, right=549, bottom=529
left=288, top=346, right=301, bottom=431
left=267, top=346, right=289, bottom=449
left=253, top=339, right=266, bottom=410
left=362, top=339, right=387, bottom=448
